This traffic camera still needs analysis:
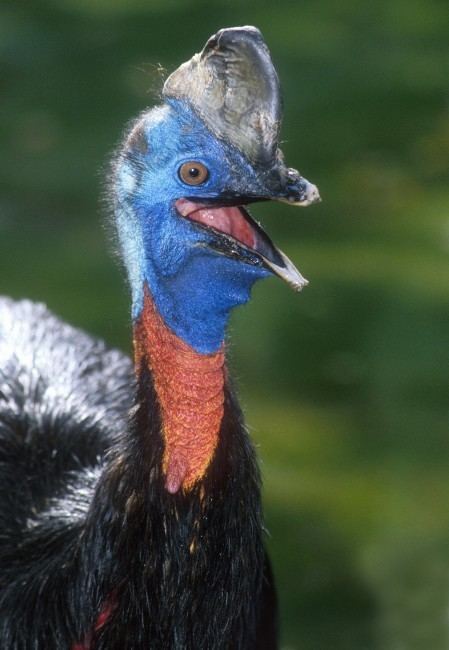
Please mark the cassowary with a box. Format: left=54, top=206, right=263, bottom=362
left=0, top=26, right=319, bottom=649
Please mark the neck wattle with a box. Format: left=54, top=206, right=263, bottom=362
left=133, top=286, right=226, bottom=493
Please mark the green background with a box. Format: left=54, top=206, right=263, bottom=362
left=1, top=1, right=448, bottom=648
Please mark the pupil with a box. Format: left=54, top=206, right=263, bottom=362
left=189, top=167, right=200, bottom=177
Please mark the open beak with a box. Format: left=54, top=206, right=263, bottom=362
left=175, top=193, right=318, bottom=292
left=166, top=26, right=321, bottom=290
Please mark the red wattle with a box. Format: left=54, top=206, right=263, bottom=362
left=133, top=287, right=225, bottom=493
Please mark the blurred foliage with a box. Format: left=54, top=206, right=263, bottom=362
left=1, top=1, right=448, bottom=648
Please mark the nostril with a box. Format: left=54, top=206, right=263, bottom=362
left=286, top=167, right=300, bottom=184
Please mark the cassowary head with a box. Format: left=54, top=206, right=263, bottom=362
left=113, top=26, right=320, bottom=354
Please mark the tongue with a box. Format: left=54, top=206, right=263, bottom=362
left=176, top=198, right=257, bottom=250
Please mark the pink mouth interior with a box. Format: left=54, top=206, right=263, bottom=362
left=175, top=198, right=257, bottom=250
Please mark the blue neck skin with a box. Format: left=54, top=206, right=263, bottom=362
left=114, top=100, right=270, bottom=355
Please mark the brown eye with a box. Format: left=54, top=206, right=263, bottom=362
left=179, top=161, right=209, bottom=186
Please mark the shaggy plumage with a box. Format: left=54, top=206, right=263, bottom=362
left=0, top=297, right=277, bottom=648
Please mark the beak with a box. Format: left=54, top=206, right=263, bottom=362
left=246, top=161, right=321, bottom=207
left=193, top=161, right=321, bottom=209
left=176, top=191, right=318, bottom=292
left=246, top=168, right=321, bottom=290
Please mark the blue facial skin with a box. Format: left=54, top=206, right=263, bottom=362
left=115, top=99, right=272, bottom=354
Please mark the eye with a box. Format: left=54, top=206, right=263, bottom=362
left=178, top=161, right=209, bottom=186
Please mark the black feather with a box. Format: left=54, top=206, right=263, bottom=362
left=0, top=298, right=277, bottom=649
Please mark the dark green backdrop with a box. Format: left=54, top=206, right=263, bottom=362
left=1, top=1, right=448, bottom=648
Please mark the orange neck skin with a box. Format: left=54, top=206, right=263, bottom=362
left=133, top=287, right=225, bottom=494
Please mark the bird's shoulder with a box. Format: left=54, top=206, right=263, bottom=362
left=0, top=296, right=134, bottom=444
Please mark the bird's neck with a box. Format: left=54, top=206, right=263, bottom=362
left=133, top=285, right=226, bottom=493
left=80, top=286, right=267, bottom=647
